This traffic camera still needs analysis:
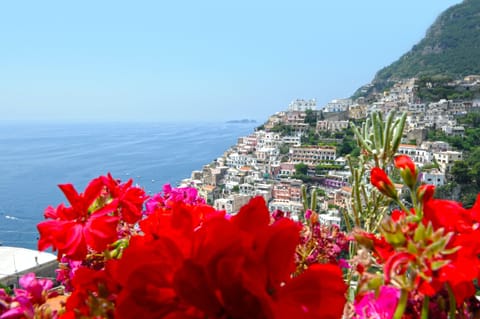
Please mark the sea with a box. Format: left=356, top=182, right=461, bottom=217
left=0, top=120, right=259, bottom=250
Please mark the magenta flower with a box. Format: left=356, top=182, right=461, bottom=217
left=0, top=273, right=55, bottom=319
left=145, top=184, right=205, bottom=213
left=17, top=272, right=53, bottom=304
left=0, top=295, right=33, bottom=319
left=354, top=286, right=400, bottom=319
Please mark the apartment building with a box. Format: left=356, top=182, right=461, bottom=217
left=316, top=120, right=349, bottom=132
left=433, top=150, right=463, bottom=172
left=290, top=146, right=336, bottom=165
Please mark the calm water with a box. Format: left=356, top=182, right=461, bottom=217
left=0, top=121, right=257, bottom=249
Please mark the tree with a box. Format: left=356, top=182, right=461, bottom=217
left=469, top=161, right=480, bottom=189
left=304, top=109, right=317, bottom=127
left=451, top=160, right=471, bottom=185
left=294, top=163, right=308, bottom=175
left=279, top=143, right=290, bottom=155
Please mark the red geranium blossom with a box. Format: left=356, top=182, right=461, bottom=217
left=37, top=177, right=119, bottom=260
left=101, top=173, right=147, bottom=224
left=107, top=197, right=346, bottom=319
left=394, top=155, right=418, bottom=188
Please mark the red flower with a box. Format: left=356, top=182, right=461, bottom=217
left=63, top=266, right=118, bottom=318
left=109, top=197, right=346, bottom=319
left=37, top=177, right=119, bottom=260
left=353, top=230, right=394, bottom=262
left=394, top=155, right=418, bottom=188
left=101, top=173, right=147, bottom=224
left=370, top=167, right=397, bottom=199
left=423, top=197, right=471, bottom=232
left=417, top=184, right=435, bottom=203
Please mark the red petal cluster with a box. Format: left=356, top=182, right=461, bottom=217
left=421, top=194, right=480, bottom=304
left=104, top=197, right=346, bottom=319
left=37, top=174, right=146, bottom=260
left=394, top=155, right=419, bottom=188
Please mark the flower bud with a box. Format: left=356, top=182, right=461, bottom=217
left=417, top=184, right=435, bottom=203
left=394, top=155, right=418, bottom=189
left=370, top=167, right=398, bottom=199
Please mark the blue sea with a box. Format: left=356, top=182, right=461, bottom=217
left=0, top=121, right=258, bottom=250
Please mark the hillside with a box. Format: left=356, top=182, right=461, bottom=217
left=357, top=0, right=480, bottom=96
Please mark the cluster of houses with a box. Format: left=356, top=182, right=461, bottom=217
left=180, top=76, right=479, bottom=225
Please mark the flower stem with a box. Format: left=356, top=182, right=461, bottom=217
left=396, top=199, right=410, bottom=215
left=393, top=289, right=408, bottom=319
left=421, top=295, right=429, bottom=319
left=447, top=283, right=456, bottom=319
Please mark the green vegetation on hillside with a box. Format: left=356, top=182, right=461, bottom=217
left=428, top=111, right=480, bottom=206
left=415, top=75, right=476, bottom=102
left=371, top=0, right=480, bottom=86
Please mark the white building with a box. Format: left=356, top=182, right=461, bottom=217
left=433, top=150, right=463, bottom=172
left=397, top=144, right=433, bottom=167
left=282, top=135, right=301, bottom=146
left=214, top=194, right=252, bottom=214
left=226, top=152, right=257, bottom=169
left=0, top=247, right=58, bottom=287
left=322, top=98, right=352, bottom=113
left=421, top=169, right=446, bottom=187
left=268, top=199, right=304, bottom=221
left=319, top=210, right=342, bottom=226
left=288, top=99, right=317, bottom=111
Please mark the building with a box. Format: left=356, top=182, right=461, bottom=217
left=316, top=120, right=349, bottom=132
left=288, top=99, right=316, bottom=111
left=334, top=186, right=352, bottom=209
left=397, top=144, right=433, bottom=167
left=433, top=150, right=463, bottom=172
left=421, top=169, right=446, bottom=187
left=290, top=146, right=336, bottom=165
left=272, top=179, right=303, bottom=203
left=0, top=247, right=58, bottom=288
left=213, top=194, right=252, bottom=214
left=268, top=200, right=304, bottom=221
left=322, top=98, right=352, bottom=113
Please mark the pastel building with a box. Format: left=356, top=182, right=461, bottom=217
left=290, top=146, right=336, bottom=165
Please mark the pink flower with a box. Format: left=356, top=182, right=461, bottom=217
left=17, top=272, right=53, bottom=304
left=0, top=273, right=55, bottom=319
left=354, top=286, right=400, bottom=319
left=145, top=184, right=205, bottom=214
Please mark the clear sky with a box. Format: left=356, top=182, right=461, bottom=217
left=0, top=0, right=462, bottom=122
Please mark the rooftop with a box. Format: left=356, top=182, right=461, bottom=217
left=0, top=246, right=57, bottom=280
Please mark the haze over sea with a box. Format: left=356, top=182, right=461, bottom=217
left=0, top=120, right=258, bottom=250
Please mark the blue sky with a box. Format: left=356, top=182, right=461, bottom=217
left=0, top=0, right=462, bottom=122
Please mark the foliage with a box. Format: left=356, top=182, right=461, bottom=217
left=294, top=162, right=308, bottom=175
left=269, top=123, right=293, bottom=136
left=301, top=127, right=321, bottom=145
left=424, top=112, right=480, bottom=202
left=304, top=108, right=318, bottom=127
left=278, top=143, right=290, bottom=155
left=347, top=111, right=406, bottom=232
left=315, top=163, right=344, bottom=175
left=373, top=0, right=480, bottom=85
left=347, top=112, right=480, bottom=318
left=414, top=75, right=477, bottom=102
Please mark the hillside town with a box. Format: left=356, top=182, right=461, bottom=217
left=180, top=76, right=480, bottom=225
